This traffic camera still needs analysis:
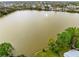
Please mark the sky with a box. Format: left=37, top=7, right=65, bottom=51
left=0, top=0, right=79, bottom=1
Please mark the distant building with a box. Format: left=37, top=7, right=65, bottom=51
left=31, top=4, right=36, bottom=8
left=66, top=4, right=77, bottom=10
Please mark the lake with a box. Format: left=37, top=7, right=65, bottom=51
left=0, top=10, right=79, bottom=56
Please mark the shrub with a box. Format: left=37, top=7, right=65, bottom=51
left=0, top=42, right=14, bottom=57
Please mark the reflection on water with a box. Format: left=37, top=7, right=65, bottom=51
left=0, top=10, right=79, bottom=56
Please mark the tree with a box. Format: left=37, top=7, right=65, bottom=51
left=49, top=27, right=79, bottom=56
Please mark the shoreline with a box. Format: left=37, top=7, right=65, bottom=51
left=0, top=8, right=79, bottom=17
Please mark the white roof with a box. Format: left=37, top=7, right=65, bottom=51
left=64, top=49, right=79, bottom=57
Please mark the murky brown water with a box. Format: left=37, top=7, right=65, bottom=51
left=0, top=10, right=79, bottom=56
